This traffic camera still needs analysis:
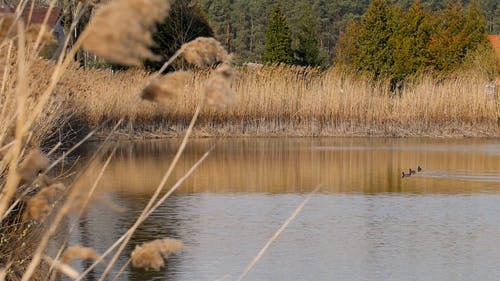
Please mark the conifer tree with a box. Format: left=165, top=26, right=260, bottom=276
left=264, top=4, right=293, bottom=64
left=293, top=3, right=321, bottom=66
left=352, top=0, right=401, bottom=78
left=495, top=4, right=500, bottom=34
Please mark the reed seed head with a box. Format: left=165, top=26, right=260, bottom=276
left=17, top=149, right=49, bottom=184
left=61, top=246, right=99, bottom=263
left=141, top=71, right=189, bottom=103
left=82, top=0, right=171, bottom=66
left=131, top=238, right=184, bottom=271
left=204, top=63, right=235, bottom=109
left=180, top=37, right=230, bottom=68
left=24, top=183, right=65, bottom=221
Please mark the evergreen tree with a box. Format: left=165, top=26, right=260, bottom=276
left=202, top=0, right=232, bottom=51
left=335, top=0, right=496, bottom=81
left=352, top=0, right=401, bottom=78
left=334, top=20, right=360, bottom=66
left=390, top=0, right=432, bottom=80
left=428, top=2, right=467, bottom=72
left=293, top=3, right=321, bottom=66
left=264, top=4, right=293, bottom=64
left=146, top=0, right=213, bottom=71
left=197, top=0, right=497, bottom=65
left=462, top=0, right=490, bottom=49
left=495, top=5, right=500, bottom=34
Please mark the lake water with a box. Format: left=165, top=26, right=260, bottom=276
left=68, top=138, right=500, bottom=281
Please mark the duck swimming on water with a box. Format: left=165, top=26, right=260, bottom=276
left=409, top=168, right=416, bottom=175
left=417, top=166, right=422, bottom=172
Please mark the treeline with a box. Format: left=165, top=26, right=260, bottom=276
left=198, top=0, right=500, bottom=64
left=335, top=0, right=497, bottom=84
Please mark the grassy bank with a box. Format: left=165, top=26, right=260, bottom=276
left=62, top=64, right=500, bottom=138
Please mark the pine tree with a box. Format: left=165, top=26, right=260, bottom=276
left=294, top=2, right=321, bottom=66
left=495, top=5, right=500, bottom=34
left=460, top=0, right=490, bottom=57
left=352, top=0, right=401, bottom=78
left=390, top=0, right=432, bottom=80
left=264, top=4, right=293, bottom=64
left=427, top=2, right=466, bottom=72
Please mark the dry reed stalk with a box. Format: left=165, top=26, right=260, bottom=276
left=82, top=0, right=171, bottom=66
left=0, top=267, right=6, bottom=281
left=204, top=63, right=235, bottom=109
left=25, top=23, right=56, bottom=45
left=41, top=64, right=499, bottom=137
left=97, top=102, right=204, bottom=280
left=19, top=140, right=118, bottom=281
left=180, top=37, right=231, bottom=68
left=76, top=143, right=216, bottom=280
left=0, top=21, right=28, bottom=220
left=61, top=246, right=99, bottom=263
left=46, top=125, right=122, bottom=280
left=68, top=147, right=117, bottom=215
left=111, top=258, right=130, bottom=281
left=141, top=71, right=190, bottom=103
left=130, top=238, right=184, bottom=271
left=237, top=185, right=321, bottom=281
left=42, top=255, right=79, bottom=280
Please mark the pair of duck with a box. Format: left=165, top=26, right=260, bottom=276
left=402, top=166, right=422, bottom=178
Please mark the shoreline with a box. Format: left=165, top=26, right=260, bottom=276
left=87, top=121, right=500, bottom=141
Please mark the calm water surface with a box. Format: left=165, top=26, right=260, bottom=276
left=70, top=138, right=500, bottom=281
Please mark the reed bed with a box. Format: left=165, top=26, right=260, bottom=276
left=0, top=0, right=498, bottom=279
left=63, top=65, right=500, bottom=138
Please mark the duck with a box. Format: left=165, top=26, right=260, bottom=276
left=409, top=168, right=416, bottom=175
left=402, top=171, right=411, bottom=178
left=417, top=166, right=422, bottom=172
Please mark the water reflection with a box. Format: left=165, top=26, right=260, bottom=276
left=77, top=138, right=500, bottom=195
left=68, top=138, right=500, bottom=281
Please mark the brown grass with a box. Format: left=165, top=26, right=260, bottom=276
left=59, top=65, right=500, bottom=138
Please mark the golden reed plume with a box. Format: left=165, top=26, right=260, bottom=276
left=82, top=0, right=171, bottom=66
left=61, top=246, right=99, bottom=263
left=131, top=238, right=184, bottom=271
left=204, top=63, right=235, bottom=109
left=180, top=37, right=231, bottom=68
left=141, top=71, right=190, bottom=103
left=17, top=149, right=49, bottom=184
left=23, top=183, right=65, bottom=221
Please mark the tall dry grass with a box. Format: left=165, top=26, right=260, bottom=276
left=0, top=0, right=498, bottom=279
left=63, top=65, right=500, bottom=138
left=0, top=0, right=221, bottom=280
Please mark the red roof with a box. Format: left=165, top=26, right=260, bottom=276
left=489, top=35, right=500, bottom=63
left=0, top=8, right=61, bottom=28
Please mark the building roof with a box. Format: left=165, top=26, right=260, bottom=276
left=488, top=35, right=500, bottom=63
left=0, top=7, right=61, bottom=28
